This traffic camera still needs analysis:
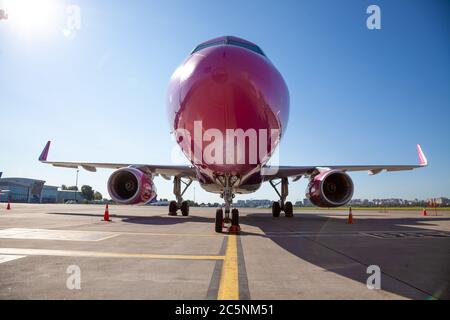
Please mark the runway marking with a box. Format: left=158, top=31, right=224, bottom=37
left=0, top=227, right=225, bottom=238
left=363, top=230, right=450, bottom=239
left=0, top=228, right=118, bottom=242
left=206, top=237, right=227, bottom=299
left=0, top=254, right=26, bottom=264
left=264, top=230, right=450, bottom=238
left=112, top=231, right=225, bottom=238
left=217, top=235, right=239, bottom=300
left=236, top=235, right=250, bottom=300
left=265, top=232, right=364, bottom=238
left=0, top=248, right=225, bottom=261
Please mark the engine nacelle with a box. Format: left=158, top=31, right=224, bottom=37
left=306, top=170, right=354, bottom=207
left=107, top=167, right=157, bottom=205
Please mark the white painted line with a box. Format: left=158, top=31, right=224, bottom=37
left=0, top=228, right=118, bottom=242
left=0, top=248, right=224, bottom=261
left=0, top=254, right=26, bottom=264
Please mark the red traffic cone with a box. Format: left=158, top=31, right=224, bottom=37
left=347, top=207, right=353, bottom=224
left=422, top=208, right=427, bottom=216
left=103, top=203, right=111, bottom=221
left=6, top=199, right=11, bottom=210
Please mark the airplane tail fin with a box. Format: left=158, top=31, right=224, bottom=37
left=416, top=144, right=428, bottom=166
left=39, top=141, right=51, bottom=162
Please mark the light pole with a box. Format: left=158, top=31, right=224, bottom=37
left=75, top=169, right=79, bottom=202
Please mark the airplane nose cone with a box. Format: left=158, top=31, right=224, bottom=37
left=167, top=42, right=289, bottom=175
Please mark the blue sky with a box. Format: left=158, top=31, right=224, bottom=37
left=0, top=0, right=449, bottom=203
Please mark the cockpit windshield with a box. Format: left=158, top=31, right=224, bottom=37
left=191, top=37, right=266, bottom=57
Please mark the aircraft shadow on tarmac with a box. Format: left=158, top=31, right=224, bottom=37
left=47, top=211, right=450, bottom=300
left=243, top=213, right=450, bottom=300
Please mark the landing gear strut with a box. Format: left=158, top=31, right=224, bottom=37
left=215, top=175, right=240, bottom=233
left=269, top=177, right=294, bottom=218
left=168, top=177, right=192, bottom=216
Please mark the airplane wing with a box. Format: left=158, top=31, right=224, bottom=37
left=38, top=141, right=197, bottom=179
left=262, top=144, right=428, bottom=179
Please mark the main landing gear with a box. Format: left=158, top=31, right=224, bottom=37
left=269, top=177, right=294, bottom=218
left=168, top=177, right=192, bottom=216
left=215, top=175, right=240, bottom=234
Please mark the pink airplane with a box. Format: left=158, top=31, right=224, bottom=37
left=39, top=36, right=428, bottom=233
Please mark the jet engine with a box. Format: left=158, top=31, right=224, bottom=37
left=306, top=170, right=354, bottom=207
left=107, top=167, right=157, bottom=205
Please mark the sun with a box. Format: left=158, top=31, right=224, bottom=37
left=4, top=0, right=59, bottom=35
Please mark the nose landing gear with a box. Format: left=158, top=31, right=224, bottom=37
left=215, top=208, right=241, bottom=233
left=215, top=175, right=240, bottom=233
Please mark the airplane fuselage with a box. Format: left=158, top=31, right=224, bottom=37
left=167, top=36, right=290, bottom=194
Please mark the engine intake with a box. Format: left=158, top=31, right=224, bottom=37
left=107, top=167, right=157, bottom=205
left=306, top=170, right=354, bottom=207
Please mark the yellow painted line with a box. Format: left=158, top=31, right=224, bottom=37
left=217, top=235, right=239, bottom=300
left=0, top=248, right=225, bottom=261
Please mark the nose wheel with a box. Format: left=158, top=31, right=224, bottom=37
left=215, top=208, right=240, bottom=233
left=215, top=209, right=224, bottom=233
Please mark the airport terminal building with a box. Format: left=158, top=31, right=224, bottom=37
left=0, top=177, right=85, bottom=203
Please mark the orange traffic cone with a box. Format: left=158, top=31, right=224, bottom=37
left=422, top=208, right=427, bottom=216
left=6, top=199, right=11, bottom=210
left=103, top=203, right=111, bottom=221
left=347, top=207, right=353, bottom=224
left=229, top=224, right=241, bottom=234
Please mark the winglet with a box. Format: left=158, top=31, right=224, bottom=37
left=39, top=141, right=51, bottom=162
left=416, top=144, right=428, bottom=166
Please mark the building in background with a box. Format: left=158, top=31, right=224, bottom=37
left=0, top=177, right=45, bottom=203
left=0, top=176, right=85, bottom=203
left=427, top=197, right=450, bottom=206
left=41, top=185, right=58, bottom=203
left=57, top=189, right=85, bottom=203
left=234, top=199, right=271, bottom=208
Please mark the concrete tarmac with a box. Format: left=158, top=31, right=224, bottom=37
left=0, top=204, right=449, bottom=300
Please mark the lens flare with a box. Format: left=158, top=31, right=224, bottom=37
left=4, top=0, right=59, bottom=35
